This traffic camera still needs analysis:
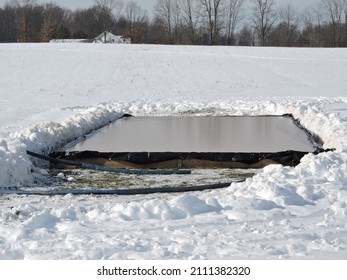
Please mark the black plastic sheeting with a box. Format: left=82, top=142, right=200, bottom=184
left=27, top=150, right=191, bottom=175
left=1, top=182, right=234, bottom=196
left=50, top=150, right=314, bottom=166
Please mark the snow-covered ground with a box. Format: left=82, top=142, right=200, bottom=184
left=0, top=43, right=347, bottom=259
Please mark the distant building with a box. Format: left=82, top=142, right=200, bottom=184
left=49, top=31, right=131, bottom=44
left=49, top=39, right=94, bottom=43
left=94, top=31, right=131, bottom=44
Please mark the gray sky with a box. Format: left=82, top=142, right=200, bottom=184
left=0, top=0, right=322, bottom=13
left=0, top=0, right=156, bottom=11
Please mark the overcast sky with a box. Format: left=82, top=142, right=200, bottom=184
left=0, top=0, right=322, bottom=14
left=0, top=0, right=320, bottom=14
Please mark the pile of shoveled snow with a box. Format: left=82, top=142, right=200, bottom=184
left=0, top=104, right=121, bottom=187
left=229, top=149, right=347, bottom=207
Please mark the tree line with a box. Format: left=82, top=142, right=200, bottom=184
left=1, top=0, right=347, bottom=47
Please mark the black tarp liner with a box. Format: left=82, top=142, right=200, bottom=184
left=50, top=114, right=324, bottom=169
left=50, top=150, right=311, bottom=168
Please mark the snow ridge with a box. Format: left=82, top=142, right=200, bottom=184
left=1, top=103, right=121, bottom=188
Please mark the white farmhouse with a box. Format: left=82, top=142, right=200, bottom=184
left=94, top=31, right=131, bottom=44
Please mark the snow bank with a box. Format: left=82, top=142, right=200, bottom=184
left=229, top=149, right=347, bottom=207
left=108, top=194, right=222, bottom=221
left=0, top=104, right=122, bottom=188
left=0, top=139, right=31, bottom=187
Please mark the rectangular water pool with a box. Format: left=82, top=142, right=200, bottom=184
left=52, top=115, right=321, bottom=169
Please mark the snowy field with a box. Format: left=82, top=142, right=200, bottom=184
left=0, top=43, right=347, bottom=260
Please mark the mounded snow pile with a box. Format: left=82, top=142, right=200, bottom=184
left=0, top=139, right=31, bottom=187
left=229, top=149, right=347, bottom=207
left=1, top=44, right=347, bottom=259
left=0, top=104, right=122, bottom=187
left=106, top=194, right=222, bottom=221
left=13, top=103, right=121, bottom=153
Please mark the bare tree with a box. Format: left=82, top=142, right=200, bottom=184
left=40, top=20, right=54, bottom=42
left=198, top=0, right=225, bottom=45
left=301, top=7, right=314, bottom=29
left=71, top=8, right=99, bottom=38
left=93, top=0, right=124, bottom=33
left=124, top=1, right=149, bottom=43
left=14, top=0, right=38, bottom=42
left=277, top=3, right=299, bottom=46
left=300, top=7, right=324, bottom=47
left=251, top=0, right=277, bottom=46
left=179, top=0, right=201, bottom=45
left=125, top=1, right=147, bottom=23
left=0, top=3, right=18, bottom=39
left=155, top=0, right=175, bottom=44
left=179, top=0, right=200, bottom=44
left=225, top=0, right=244, bottom=45
left=313, top=4, right=324, bottom=27
left=320, top=0, right=347, bottom=46
left=9, top=0, right=37, bottom=7
left=237, top=24, right=254, bottom=45
left=94, top=0, right=124, bottom=19
left=40, top=3, right=68, bottom=42
left=172, top=0, right=184, bottom=43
